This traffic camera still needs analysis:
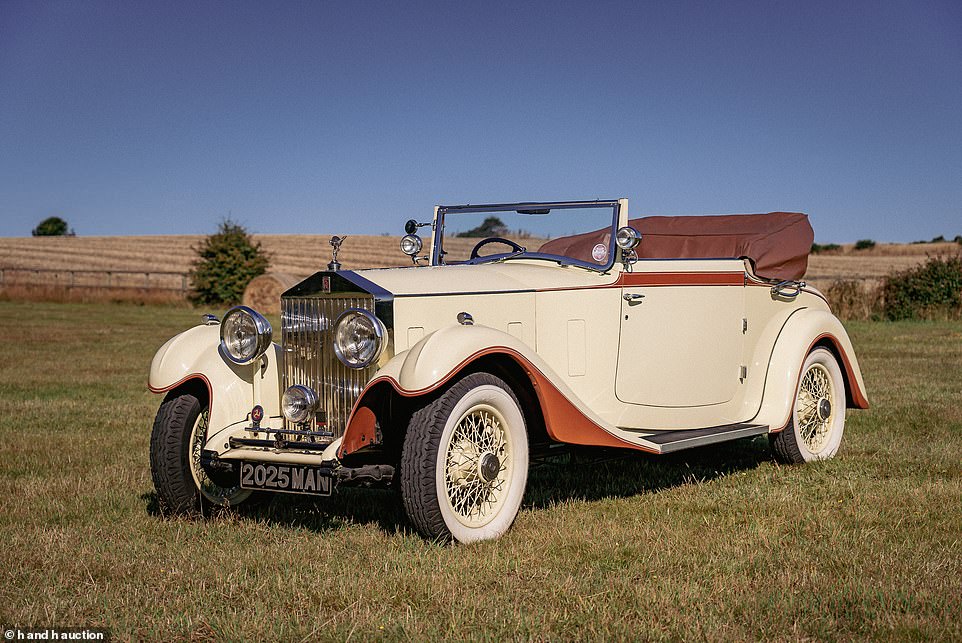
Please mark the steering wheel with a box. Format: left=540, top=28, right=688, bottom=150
left=469, top=237, right=524, bottom=260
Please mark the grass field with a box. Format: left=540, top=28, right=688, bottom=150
left=1, top=302, right=960, bottom=640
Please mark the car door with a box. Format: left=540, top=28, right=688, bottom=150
left=615, top=269, right=745, bottom=408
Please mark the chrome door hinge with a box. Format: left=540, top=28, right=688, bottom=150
left=742, top=318, right=748, bottom=333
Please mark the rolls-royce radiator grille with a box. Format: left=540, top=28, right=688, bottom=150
left=281, top=294, right=377, bottom=441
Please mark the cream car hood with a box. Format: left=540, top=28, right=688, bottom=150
left=352, top=261, right=616, bottom=296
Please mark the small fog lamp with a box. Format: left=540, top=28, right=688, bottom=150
left=281, top=385, right=319, bottom=424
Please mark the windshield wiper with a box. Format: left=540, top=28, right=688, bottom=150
left=471, top=247, right=528, bottom=264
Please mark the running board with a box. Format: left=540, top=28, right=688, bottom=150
left=637, top=423, right=769, bottom=454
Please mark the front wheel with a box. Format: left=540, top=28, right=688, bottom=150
left=149, top=392, right=251, bottom=514
left=401, top=373, right=529, bottom=543
left=771, top=348, right=846, bottom=464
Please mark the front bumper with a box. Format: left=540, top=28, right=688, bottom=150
left=201, top=449, right=395, bottom=490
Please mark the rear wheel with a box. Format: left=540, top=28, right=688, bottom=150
left=401, top=373, right=528, bottom=543
left=771, top=348, right=846, bottom=464
left=150, top=392, right=251, bottom=514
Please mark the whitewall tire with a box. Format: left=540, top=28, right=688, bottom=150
left=771, top=348, right=846, bottom=464
left=401, top=373, right=529, bottom=543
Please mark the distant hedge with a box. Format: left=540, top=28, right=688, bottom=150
left=880, top=256, right=962, bottom=321
left=811, top=243, right=841, bottom=254
left=823, top=255, right=962, bottom=321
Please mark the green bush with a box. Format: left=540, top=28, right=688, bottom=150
left=824, top=279, right=879, bottom=321
left=32, top=216, right=70, bottom=236
left=854, top=239, right=876, bottom=251
left=880, top=255, right=962, bottom=320
left=954, top=235, right=962, bottom=245
left=811, top=243, right=841, bottom=254
left=189, top=219, right=270, bottom=305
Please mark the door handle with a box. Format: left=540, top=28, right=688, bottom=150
left=623, top=293, right=645, bottom=302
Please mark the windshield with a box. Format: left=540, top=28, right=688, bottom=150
left=434, top=201, right=620, bottom=270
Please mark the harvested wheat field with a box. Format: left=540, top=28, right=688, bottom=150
left=0, top=235, right=427, bottom=275
left=0, top=234, right=958, bottom=291
left=804, top=241, right=961, bottom=289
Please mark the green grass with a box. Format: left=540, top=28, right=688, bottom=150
left=1, top=302, right=960, bottom=640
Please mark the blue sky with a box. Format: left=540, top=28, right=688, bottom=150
left=1, top=0, right=960, bottom=242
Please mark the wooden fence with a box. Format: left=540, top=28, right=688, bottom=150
left=0, top=268, right=190, bottom=295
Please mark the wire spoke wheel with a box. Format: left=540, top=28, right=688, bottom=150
left=188, top=408, right=248, bottom=506
left=771, top=347, right=847, bottom=464
left=442, top=404, right=513, bottom=528
left=401, top=372, right=529, bottom=543
left=796, top=364, right=835, bottom=453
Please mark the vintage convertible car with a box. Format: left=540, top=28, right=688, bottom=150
left=148, top=199, right=868, bottom=542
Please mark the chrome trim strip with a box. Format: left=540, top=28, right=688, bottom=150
left=640, top=423, right=770, bottom=454
left=438, top=199, right=622, bottom=212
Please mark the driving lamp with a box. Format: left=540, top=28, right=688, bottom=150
left=219, top=306, right=272, bottom=364
left=616, top=226, right=642, bottom=251
left=333, top=308, right=386, bottom=369
left=281, top=385, right=319, bottom=424
left=400, top=234, right=423, bottom=257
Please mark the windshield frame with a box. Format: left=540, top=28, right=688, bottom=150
left=432, top=200, right=622, bottom=272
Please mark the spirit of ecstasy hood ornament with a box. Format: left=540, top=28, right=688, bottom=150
left=328, top=235, right=346, bottom=271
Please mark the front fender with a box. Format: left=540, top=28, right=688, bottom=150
left=148, top=324, right=282, bottom=450
left=339, top=324, right=645, bottom=457
left=753, top=309, right=869, bottom=431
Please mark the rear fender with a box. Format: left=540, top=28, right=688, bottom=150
left=754, top=309, right=869, bottom=431
left=147, top=324, right=282, bottom=450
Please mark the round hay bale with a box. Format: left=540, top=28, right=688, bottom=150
left=242, top=272, right=301, bottom=315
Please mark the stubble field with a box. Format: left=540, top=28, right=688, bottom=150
left=1, top=235, right=959, bottom=292
left=0, top=301, right=959, bottom=640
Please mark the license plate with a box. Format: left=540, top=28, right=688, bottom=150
left=239, top=462, right=332, bottom=496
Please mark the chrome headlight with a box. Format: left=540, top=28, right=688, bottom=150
left=333, top=308, right=386, bottom=369
left=219, top=305, right=272, bottom=364
left=281, top=385, right=319, bottom=424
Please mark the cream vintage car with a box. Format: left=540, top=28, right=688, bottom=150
left=148, top=199, right=869, bottom=543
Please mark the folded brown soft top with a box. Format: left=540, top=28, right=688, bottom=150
left=538, top=212, right=813, bottom=281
